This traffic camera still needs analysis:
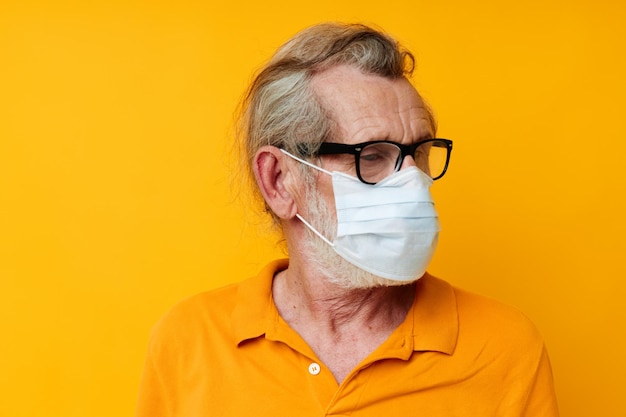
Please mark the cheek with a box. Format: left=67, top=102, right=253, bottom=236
left=303, top=173, right=337, bottom=222
left=317, top=175, right=336, bottom=212
left=320, top=154, right=358, bottom=177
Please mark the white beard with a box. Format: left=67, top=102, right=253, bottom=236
left=301, top=180, right=408, bottom=289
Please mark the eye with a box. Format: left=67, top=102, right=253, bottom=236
left=360, top=143, right=399, bottom=164
left=360, top=150, right=385, bottom=162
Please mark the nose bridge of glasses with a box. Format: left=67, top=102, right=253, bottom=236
left=397, top=155, right=416, bottom=171
left=397, top=142, right=419, bottom=168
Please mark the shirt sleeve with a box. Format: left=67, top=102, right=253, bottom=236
left=522, top=343, right=560, bottom=417
left=135, top=325, right=173, bottom=417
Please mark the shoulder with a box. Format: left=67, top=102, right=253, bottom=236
left=443, top=281, right=547, bottom=371
left=417, top=276, right=559, bottom=413
left=146, top=282, right=241, bottom=353
left=146, top=259, right=286, bottom=354
left=418, top=274, right=544, bottom=354
left=161, top=283, right=239, bottom=325
left=453, top=284, right=542, bottom=343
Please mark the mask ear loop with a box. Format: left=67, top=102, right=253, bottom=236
left=279, top=149, right=335, bottom=246
left=279, top=148, right=332, bottom=176
left=295, top=214, right=334, bottom=247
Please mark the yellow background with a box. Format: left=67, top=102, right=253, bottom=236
left=1, top=0, right=624, bottom=416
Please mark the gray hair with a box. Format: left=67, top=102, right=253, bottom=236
left=236, top=22, right=432, bottom=228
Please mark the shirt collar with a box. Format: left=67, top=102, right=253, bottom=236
left=232, top=260, right=458, bottom=356
left=232, top=259, right=288, bottom=344
left=409, top=272, right=459, bottom=354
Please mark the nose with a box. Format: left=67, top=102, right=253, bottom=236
left=400, top=154, right=417, bottom=170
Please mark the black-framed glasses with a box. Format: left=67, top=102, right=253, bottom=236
left=315, top=138, right=453, bottom=184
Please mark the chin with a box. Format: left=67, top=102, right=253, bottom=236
left=313, top=248, right=417, bottom=289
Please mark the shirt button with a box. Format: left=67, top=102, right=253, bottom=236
left=308, top=362, right=321, bottom=375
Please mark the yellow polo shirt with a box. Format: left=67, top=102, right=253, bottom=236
left=136, top=259, right=559, bottom=416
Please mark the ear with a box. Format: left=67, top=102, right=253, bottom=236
left=252, top=146, right=299, bottom=219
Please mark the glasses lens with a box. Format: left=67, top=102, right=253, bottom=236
left=423, top=140, right=449, bottom=180
left=358, top=142, right=401, bottom=183
left=357, top=140, right=450, bottom=183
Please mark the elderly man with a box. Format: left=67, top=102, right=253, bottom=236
left=136, top=23, right=559, bottom=416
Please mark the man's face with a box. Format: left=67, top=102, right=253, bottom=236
left=297, top=65, right=435, bottom=287
left=307, top=64, right=435, bottom=209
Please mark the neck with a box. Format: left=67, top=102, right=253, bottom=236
left=272, top=258, right=415, bottom=383
left=276, top=267, right=412, bottom=324
left=273, top=255, right=415, bottom=343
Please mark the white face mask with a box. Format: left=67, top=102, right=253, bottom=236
left=281, top=149, right=440, bottom=282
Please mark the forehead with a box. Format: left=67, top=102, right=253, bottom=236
left=310, top=65, right=434, bottom=144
